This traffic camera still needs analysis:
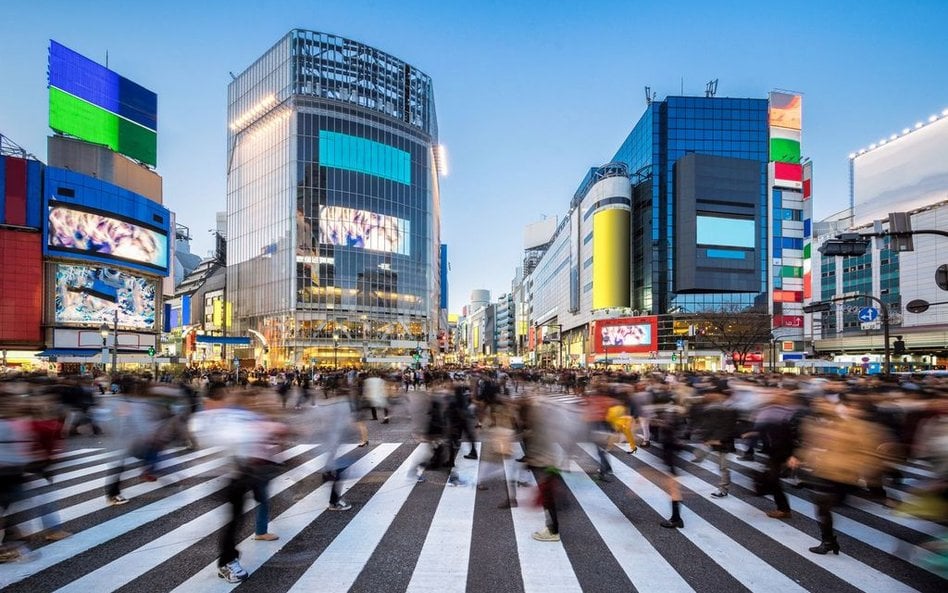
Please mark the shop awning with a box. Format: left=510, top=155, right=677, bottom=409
left=37, top=349, right=99, bottom=358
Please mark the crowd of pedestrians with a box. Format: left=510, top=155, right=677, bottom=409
left=0, top=365, right=945, bottom=581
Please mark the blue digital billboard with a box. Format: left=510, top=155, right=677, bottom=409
left=696, top=215, right=755, bottom=248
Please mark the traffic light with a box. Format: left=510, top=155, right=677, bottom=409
left=147, top=346, right=156, bottom=357
left=893, top=338, right=906, bottom=355
left=819, top=234, right=870, bottom=257
left=803, top=302, right=832, bottom=314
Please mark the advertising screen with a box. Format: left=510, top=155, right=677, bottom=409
left=55, top=264, right=157, bottom=329
left=318, top=205, right=410, bottom=255
left=696, top=215, right=755, bottom=248
left=48, top=40, right=158, bottom=166
left=853, top=115, right=948, bottom=227
left=601, top=323, right=652, bottom=347
left=47, top=205, right=168, bottom=270
left=769, top=92, right=802, bottom=131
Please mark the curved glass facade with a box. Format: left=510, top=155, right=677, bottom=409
left=227, top=30, right=441, bottom=368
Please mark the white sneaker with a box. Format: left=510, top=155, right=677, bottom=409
left=531, top=527, right=560, bottom=542
left=106, top=494, right=128, bottom=506
left=218, top=559, right=249, bottom=583
left=328, top=500, right=352, bottom=511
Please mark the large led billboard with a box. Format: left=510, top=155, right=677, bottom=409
left=594, top=317, right=658, bottom=353
left=768, top=92, right=802, bottom=130
left=55, top=264, right=157, bottom=329
left=318, top=205, right=410, bottom=255
left=48, top=40, right=158, bottom=167
left=696, top=215, right=755, bottom=248
left=853, top=115, right=948, bottom=227
left=47, top=204, right=168, bottom=270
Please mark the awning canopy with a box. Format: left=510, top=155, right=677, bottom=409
left=196, top=335, right=251, bottom=345
left=37, top=348, right=99, bottom=358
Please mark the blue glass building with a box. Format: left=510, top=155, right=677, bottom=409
left=611, top=96, right=770, bottom=317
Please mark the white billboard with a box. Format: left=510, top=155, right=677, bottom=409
left=523, top=217, right=557, bottom=250
left=853, top=115, right=948, bottom=227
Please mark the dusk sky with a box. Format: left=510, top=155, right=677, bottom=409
left=2, top=0, right=946, bottom=312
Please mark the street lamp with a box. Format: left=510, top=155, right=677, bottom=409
left=99, top=309, right=119, bottom=375
left=333, top=333, right=339, bottom=370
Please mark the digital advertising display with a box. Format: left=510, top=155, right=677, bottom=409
left=768, top=92, right=802, bottom=131
left=48, top=40, right=158, bottom=166
left=55, top=264, right=157, bottom=329
left=47, top=204, right=169, bottom=270
left=318, top=205, right=410, bottom=255
left=696, top=215, right=755, bottom=248
left=594, top=317, right=658, bottom=353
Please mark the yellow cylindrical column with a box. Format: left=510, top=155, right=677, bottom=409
left=592, top=208, right=630, bottom=309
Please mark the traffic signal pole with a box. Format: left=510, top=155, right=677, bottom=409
left=807, top=293, right=891, bottom=375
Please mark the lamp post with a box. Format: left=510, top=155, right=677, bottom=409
left=99, top=322, right=109, bottom=374
left=100, top=309, right=119, bottom=375
left=333, top=333, right=339, bottom=370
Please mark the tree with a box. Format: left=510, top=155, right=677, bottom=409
left=690, top=306, right=772, bottom=371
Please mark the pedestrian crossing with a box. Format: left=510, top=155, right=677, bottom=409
left=0, top=441, right=943, bottom=593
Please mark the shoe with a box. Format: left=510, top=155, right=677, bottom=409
left=641, top=440, right=650, bottom=448
left=106, top=494, right=128, bottom=506
left=328, top=500, right=352, bottom=511
left=627, top=446, right=637, bottom=454
left=218, top=559, right=249, bottom=583
left=0, top=546, right=22, bottom=563
left=766, top=510, right=792, bottom=519
left=711, top=489, right=729, bottom=498
left=463, top=452, right=478, bottom=460
left=141, top=472, right=158, bottom=482
left=597, top=472, right=613, bottom=483
left=253, top=533, right=279, bottom=541
left=498, top=499, right=518, bottom=509
left=660, top=518, right=684, bottom=529
left=532, top=527, right=560, bottom=542
left=381, top=417, right=390, bottom=424
left=740, top=452, right=755, bottom=461
left=808, top=539, right=840, bottom=555
left=516, top=455, right=527, bottom=462
left=477, top=484, right=489, bottom=491
left=358, top=441, right=368, bottom=448
left=44, top=529, right=71, bottom=542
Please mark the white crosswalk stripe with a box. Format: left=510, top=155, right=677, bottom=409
left=0, top=441, right=941, bottom=593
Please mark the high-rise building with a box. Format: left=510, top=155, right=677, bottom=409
left=527, top=92, right=809, bottom=369
left=227, top=30, right=443, bottom=369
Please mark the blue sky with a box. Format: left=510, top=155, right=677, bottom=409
left=2, top=0, right=946, bottom=313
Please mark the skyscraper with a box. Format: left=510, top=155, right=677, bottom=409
left=227, top=30, right=443, bottom=368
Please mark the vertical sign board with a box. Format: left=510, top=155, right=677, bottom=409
left=769, top=92, right=805, bottom=351
left=48, top=40, right=158, bottom=167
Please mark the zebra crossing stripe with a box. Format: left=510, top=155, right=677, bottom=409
left=688, top=451, right=939, bottom=572
left=579, top=444, right=811, bottom=593
left=45, top=448, right=108, bottom=471
left=285, top=444, right=430, bottom=593
left=170, top=443, right=400, bottom=593
left=630, top=446, right=924, bottom=593
left=0, top=445, right=313, bottom=589
left=9, top=446, right=223, bottom=520
left=405, top=443, right=481, bottom=593
left=503, top=443, right=585, bottom=593
left=52, top=444, right=331, bottom=593
left=21, top=447, right=189, bottom=491
left=555, top=451, right=696, bottom=593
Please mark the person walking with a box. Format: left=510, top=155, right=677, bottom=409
left=751, top=388, right=804, bottom=519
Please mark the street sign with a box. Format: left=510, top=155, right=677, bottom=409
left=857, top=307, right=878, bottom=322
left=861, top=321, right=881, bottom=330
left=676, top=339, right=683, bottom=349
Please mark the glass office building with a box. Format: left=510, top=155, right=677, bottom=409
left=227, top=30, right=442, bottom=368
left=612, top=96, right=770, bottom=318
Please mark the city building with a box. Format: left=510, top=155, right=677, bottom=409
left=226, top=30, right=444, bottom=369
left=0, top=135, right=44, bottom=369
left=526, top=91, right=809, bottom=369
left=809, top=107, right=948, bottom=372
left=2, top=42, right=172, bottom=374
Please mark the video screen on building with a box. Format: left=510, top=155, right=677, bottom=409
left=696, top=215, right=755, bottom=248
left=48, top=40, right=158, bottom=167
left=318, top=205, right=410, bottom=255
left=47, top=205, right=168, bottom=270
left=600, top=322, right=652, bottom=347
left=55, top=264, right=157, bottom=329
